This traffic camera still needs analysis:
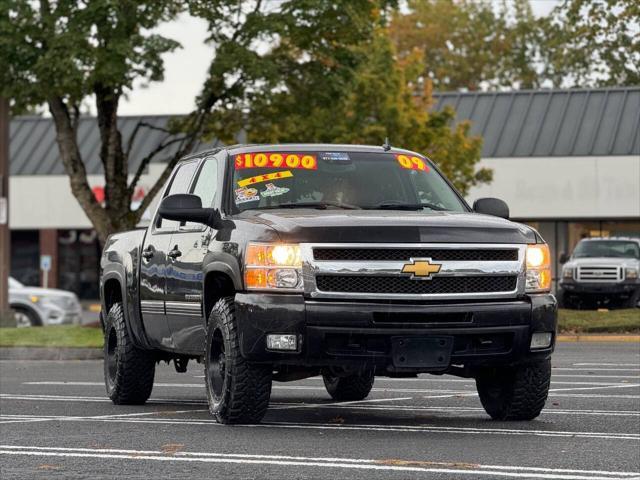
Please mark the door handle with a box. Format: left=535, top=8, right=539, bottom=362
left=167, top=247, right=182, bottom=260
left=142, top=246, right=154, bottom=260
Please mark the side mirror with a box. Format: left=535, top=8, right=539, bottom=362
left=473, top=197, right=510, bottom=219
left=559, top=253, right=569, bottom=264
left=158, top=194, right=222, bottom=228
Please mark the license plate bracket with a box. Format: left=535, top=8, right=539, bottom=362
left=391, top=336, right=453, bottom=369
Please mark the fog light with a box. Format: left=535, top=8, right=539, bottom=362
left=266, top=334, right=298, bottom=351
left=530, top=332, right=553, bottom=350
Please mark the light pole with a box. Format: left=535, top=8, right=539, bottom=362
left=0, top=96, right=11, bottom=326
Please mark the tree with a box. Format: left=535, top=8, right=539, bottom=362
left=389, top=0, right=541, bottom=91
left=541, top=0, right=640, bottom=87
left=0, top=0, right=383, bottom=243
left=246, top=29, right=490, bottom=196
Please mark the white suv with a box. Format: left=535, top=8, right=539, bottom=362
left=559, top=237, right=640, bottom=309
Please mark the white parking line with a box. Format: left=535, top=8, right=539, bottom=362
left=268, top=403, right=640, bottom=417
left=574, top=363, right=639, bottom=367
left=556, top=368, right=640, bottom=372
left=3, top=393, right=638, bottom=418
left=1, top=445, right=637, bottom=479
left=1, top=413, right=638, bottom=441
left=21, top=380, right=640, bottom=390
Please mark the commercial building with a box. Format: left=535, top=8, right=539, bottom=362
left=7, top=87, right=640, bottom=298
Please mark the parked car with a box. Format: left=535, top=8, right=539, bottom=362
left=8, top=277, right=82, bottom=327
left=100, top=144, right=557, bottom=424
left=559, top=237, right=640, bottom=309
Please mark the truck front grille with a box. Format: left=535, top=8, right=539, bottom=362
left=316, top=275, right=517, bottom=295
left=577, top=266, right=622, bottom=282
left=302, top=243, right=525, bottom=301
left=313, top=248, right=518, bottom=262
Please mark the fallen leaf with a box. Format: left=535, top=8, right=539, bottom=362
left=161, top=443, right=185, bottom=455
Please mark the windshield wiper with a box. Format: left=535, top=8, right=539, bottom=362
left=250, top=201, right=361, bottom=210
left=363, top=202, right=448, bottom=211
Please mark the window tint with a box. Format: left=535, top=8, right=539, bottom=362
left=185, top=159, right=218, bottom=228
left=158, top=161, right=198, bottom=229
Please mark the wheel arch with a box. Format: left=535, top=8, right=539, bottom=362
left=203, top=264, right=239, bottom=321
left=9, top=302, right=42, bottom=326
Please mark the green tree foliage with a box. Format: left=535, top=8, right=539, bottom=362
left=246, top=30, right=489, bottom=196
left=389, top=0, right=541, bottom=91
left=542, top=0, right=640, bottom=87
left=0, top=0, right=384, bottom=242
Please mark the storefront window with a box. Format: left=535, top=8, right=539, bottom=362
left=58, top=230, right=101, bottom=299
left=10, top=230, right=39, bottom=286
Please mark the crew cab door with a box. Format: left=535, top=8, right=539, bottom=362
left=139, top=160, right=199, bottom=350
left=165, top=156, right=223, bottom=354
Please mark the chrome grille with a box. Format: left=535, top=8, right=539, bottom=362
left=301, top=243, right=526, bottom=301
left=577, top=266, right=622, bottom=282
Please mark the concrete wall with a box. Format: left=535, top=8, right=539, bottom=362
left=467, top=155, right=640, bottom=219
left=9, top=164, right=166, bottom=229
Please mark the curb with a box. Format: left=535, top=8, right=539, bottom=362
left=557, top=335, right=640, bottom=343
left=0, top=347, right=102, bottom=360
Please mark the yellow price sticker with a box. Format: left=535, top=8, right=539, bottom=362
left=237, top=170, right=294, bottom=188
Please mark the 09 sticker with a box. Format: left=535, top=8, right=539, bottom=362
left=235, top=153, right=317, bottom=170
left=396, top=154, right=429, bottom=172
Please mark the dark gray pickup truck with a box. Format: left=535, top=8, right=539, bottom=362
left=100, top=144, right=557, bottom=424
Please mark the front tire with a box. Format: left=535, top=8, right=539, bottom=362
left=103, top=303, right=155, bottom=405
left=625, top=288, right=640, bottom=308
left=475, top=359, right=551, bottom=421
left=12, top=307, right=41, bottom=328
left=204, top=297, right=272, bottom=424
left=323, top=368, right=375, bottom=401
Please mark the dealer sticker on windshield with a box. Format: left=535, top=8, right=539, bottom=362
left=235, top=187, right=260, bottom=204
left=237, top=170, right=294, bottom=188
left=235, top=153, right=317, bottom=170
left=261, top=183, right=290, bottom=198
left=319, top=152, right=351, bottom=162
left=396, top=154, right=430, bottom=172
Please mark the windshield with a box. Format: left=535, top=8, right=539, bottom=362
left=573, top=240, right=640, bottom=259
left=231, top=150, right=467, bottom=212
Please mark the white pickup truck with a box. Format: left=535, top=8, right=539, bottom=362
left=559, top=237, right=640, bottom=309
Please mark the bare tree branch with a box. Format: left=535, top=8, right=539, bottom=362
left=127, top=134, right=189, bottom=193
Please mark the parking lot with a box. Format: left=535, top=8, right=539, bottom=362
left=0, top=342, right=639, bottom=479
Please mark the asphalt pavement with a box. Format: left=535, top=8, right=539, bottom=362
left=1, top=342, right=639, bottom=479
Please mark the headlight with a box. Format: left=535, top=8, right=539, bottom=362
left=526, top=244, right=551, bottom=293
left=627, top=268, right=639, bottom=280
left=244, top=243, right=303, bottom=291
left=30, top=295, right=40, bottom=304
left=562, top=266, right=574, bottom=279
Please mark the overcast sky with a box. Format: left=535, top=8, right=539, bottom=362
left=118, top=1, right=560, bottom=116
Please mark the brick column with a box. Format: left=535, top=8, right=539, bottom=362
left=39, top=229, right=58, bottom=289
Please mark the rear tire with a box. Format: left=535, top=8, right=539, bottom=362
left=204, top=297, right=272, bottom=424
left=323, top=369, right=375, bottom=401
left=476, top=359, right=551, bottom=421
left=103, top=303, right=155, bottom=405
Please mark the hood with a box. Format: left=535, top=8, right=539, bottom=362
left=11, top=286, right=79, bottom=300
left=565, top=256, right=639, bottom=269
left=235, top=209, right=537, bottom=244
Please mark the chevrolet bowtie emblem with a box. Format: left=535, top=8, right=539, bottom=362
left=401, top=259, right=442, bottom=280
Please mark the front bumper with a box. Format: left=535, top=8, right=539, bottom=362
left=234, top=293, right=557, bottom=371
left=560, top=280, right=639, bottom=296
